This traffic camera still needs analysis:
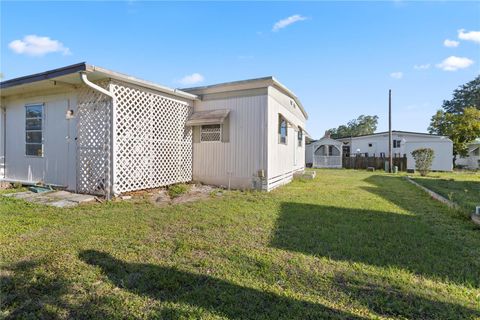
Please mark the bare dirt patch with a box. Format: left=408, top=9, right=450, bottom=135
left=123, top=184, right=223, bottom=206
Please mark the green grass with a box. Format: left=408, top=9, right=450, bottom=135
left=167, top=183, right=190, bottom=198
left=1, top=170, right=479, bottom=319
left=411, top=171, right=480, bottom=214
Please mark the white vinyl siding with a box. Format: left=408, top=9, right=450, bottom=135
left=192, top=94, right=268, bottom=189
left=267, top=86, right=306, bottom=190
left=4, top=92, right=78, bottom=188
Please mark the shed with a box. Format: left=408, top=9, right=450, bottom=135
left=305, top=133, right=343, bottom=168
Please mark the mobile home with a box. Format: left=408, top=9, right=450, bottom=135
left=0, top=63, right=308, bottom=197
left=337, top=131, right=453, bottom=171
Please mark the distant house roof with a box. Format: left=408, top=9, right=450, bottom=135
left=311, top=136, right=343, bottom=146
left=0, top=62, right=197, bottom=100
left=335, top=130, right=448, bottom=140
left=182, top=76, right=308, bottom=120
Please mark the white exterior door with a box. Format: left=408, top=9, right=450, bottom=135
left=44, top=99, right=76, bottom=189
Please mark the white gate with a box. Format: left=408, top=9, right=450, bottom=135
left=77, top=81, right=112, bottom=195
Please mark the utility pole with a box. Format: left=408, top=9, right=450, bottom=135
left=388, top=89, right=393, bottom=173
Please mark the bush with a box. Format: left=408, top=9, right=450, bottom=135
left=411, top=148, right=435, bottom=176
left=168, top=184, right=189, bottom=198
left=12, top=182, right=23, bottom=189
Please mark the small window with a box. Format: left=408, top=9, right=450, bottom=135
left=200, top=124, right=221, bottom=142
left=278, top=115, right=287, bottom=144
left=25, top=104, right=43, bottom=156
left=298, top=129, right=303, bottom=147
left=368, top=143, right=373, bottom=147
left=393, top=140, right=401, bottom=148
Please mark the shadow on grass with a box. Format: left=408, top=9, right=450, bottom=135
left=79, top=250, right=363, bottom=319
left=0, top=259, right=146, bottom=319
left=331, top=272, right=480, bottom=319
left=271, top=200, right=480, bottom=287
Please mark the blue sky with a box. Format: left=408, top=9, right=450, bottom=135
left=1, top=1, right=479, bottom=138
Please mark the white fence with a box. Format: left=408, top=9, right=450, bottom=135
left=111, top=80, right=192, bottom=193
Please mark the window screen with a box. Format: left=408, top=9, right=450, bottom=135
left=25, top=104, right=43, bottom=156
left=298, top=129, right=303, bottom=147
left=200, top=124, right=221, bottom=142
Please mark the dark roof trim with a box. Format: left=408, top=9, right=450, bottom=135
left=0, top=62, right=197, bottom=100
left=335, top=130, right=446, bottom=140
left=0, top=62, right=88, bottom=89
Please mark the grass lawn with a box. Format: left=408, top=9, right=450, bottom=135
left=1, top=170, right=479, bottom=319
left=411, top=171, right=480, bottom=214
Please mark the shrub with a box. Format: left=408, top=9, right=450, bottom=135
left=168, top=184, right=189, bottom=198
left=411, top=148, right=435, bottom=176
left=12, top=182, right=22, bottom=189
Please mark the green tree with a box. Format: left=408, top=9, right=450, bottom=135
left=328, top=115, right=378, bottom=138
left=442, top=75, right=480, bottom=113
left=411, top=148, right=435, bottom=176
left=429, top=76, right=480, bottom=166
left=428, top=107, right=480, bottom=164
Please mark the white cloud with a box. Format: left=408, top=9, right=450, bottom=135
left=178, top=73, right=204, bottom=85
left=8, top=35, right=71, bottom=56
left=390, top=71, right=403, bottom=79
left=443, top=39, right=459, bottom=47
left=458, top=29, right=480, bottom=43
left=272, top=14, right=307, bottom=32
left=414, top=64, right=430, bottom=70
left=436, top=56, right=474, bottom=71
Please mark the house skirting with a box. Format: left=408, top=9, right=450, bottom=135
left=266, top=167, right=304, bottom=191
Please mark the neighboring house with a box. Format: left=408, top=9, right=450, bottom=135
left=0, top=63, right=308, bottom=198
left=336, top=131, right=453, bottom=171
left=305, top=132, right=343, bottom=168
left=456, top=139, right=480, bottom=170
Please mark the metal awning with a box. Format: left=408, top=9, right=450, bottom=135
left=185, top=109, right=230, bottom=126
left=280, top=113, right=298, bottom=130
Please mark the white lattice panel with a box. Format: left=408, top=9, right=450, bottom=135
left=111, top=81, right=193, bottom=193
left=77, top=80, right=112, bottom=195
